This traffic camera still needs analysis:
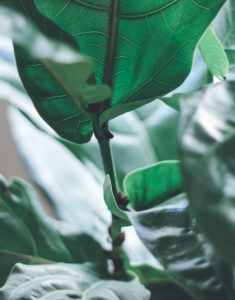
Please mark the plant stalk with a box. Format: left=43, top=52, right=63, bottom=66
left=93, top=116, right=126, bottom=278
left=98, top=136, right=118, bottom=198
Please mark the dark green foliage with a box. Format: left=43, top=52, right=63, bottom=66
left=1, top=1, right=234, bottom=300
left=9, top=0, right=226, bottom=143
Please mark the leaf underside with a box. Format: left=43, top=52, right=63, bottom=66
left=14, top=0, right=225, bottom=143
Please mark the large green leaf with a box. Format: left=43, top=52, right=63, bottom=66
left=213, top=0, right=235, bottom=79
left=180, top=81, right=235, bottom=264
left=12, top=0, right=225, bottom=143
left=2, top=39, right=210, bottom=189
left=0, top=176, right=106, bottom=285
left=0, top=1, right=110, bottom=143
left=123, top=161, right=235, bottom=299
left=0, top=263, right=150, bottom=300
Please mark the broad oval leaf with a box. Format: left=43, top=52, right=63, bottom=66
left=180, top=81, right=235, bottom=264
left=13, top=0, right=225, bottom=143
left=124, top=161, right=182, bottom=211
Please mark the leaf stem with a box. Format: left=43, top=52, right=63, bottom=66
left=93, top=115, right=126, bottom=278
left=98, top=134, right=118, bottom=198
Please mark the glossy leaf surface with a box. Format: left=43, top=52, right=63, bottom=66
left=0, top=263, right=150, bottom=300
left=124, top=161, right=182, bottom=211
left=122, top=162, right=235, bottom=299
left=14, top=0, right=225, bottom=142
left=128, top=195, right=235, bottom=299
left=180, top=81, right=235, bottom=263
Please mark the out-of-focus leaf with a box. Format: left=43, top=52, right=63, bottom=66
left=0, top=2, right=110, bottom=144
left=147, top=282, right=193, bottom=300
left=213, top=0, right=235, bottom=79
left=0, top=176, right=106, bottom=285
left=180, top=81, right=235, bottom=264
left=0, top=263, right=150, bottom=300
left=0, top=59, right=24, bottom=91
left=199, top=27, right=229, bottom=78
left=83, top=276, right=150, bottom=300
left=125, top=262, right=193, bottom=300
left=8, top=108, right=110, bottom=249
left=122, top=162, right=235, bottom=300
left=159, top=94, right=181, bottom=112
left=0, top=36, right=15, bottom=63
left=0, top=263, right=100, bottom=300
left=6, top=107, right=163, bottom=273
left=0, top=176, right=71, bottom=261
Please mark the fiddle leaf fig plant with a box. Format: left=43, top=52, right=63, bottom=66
left=1, top=1, right=235, bottom=299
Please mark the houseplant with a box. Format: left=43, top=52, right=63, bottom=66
left=0, top=1, right=235, bottom=299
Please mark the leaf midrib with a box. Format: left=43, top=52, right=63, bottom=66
left=73, top=0, right=180, bottom=19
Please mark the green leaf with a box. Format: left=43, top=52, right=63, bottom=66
left=0, top=176, right=71, bottom=261
left=128, top=194, right=235, bottom=299
left=0, top=2, right=110, bottom=143
left=11, top=0, right=225, bottom=142
left=83, top=277, right=150, bottom=300
left=0, top=263, right=101, bottom=300
left=147, top=282, right=194, bottom=300
left=125, top=263, right=193, bottom=300
left=7, top=108, right=110, bottom=248
left=124, top=161, right=182, bottom=211
left=0, top=263, right=150, bottom=300
left=213, top=0, right=235, bottom=79
left=198, top=27, right=229, bottom=78
left=180, top=81, right=235, bottom=264
left=6, top=107, right=162, bottom=271
left=159, top=94, right=182, bottom=112
left=5, top=87, right=179, bottom=187
left=0, top=176, right=106, bottom=284
left=122, top=162, right=235, bottom=299
left=72, top=101, right=180, bottom=188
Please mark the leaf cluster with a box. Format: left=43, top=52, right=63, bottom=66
left=0, top=1, right=235, bottom=299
